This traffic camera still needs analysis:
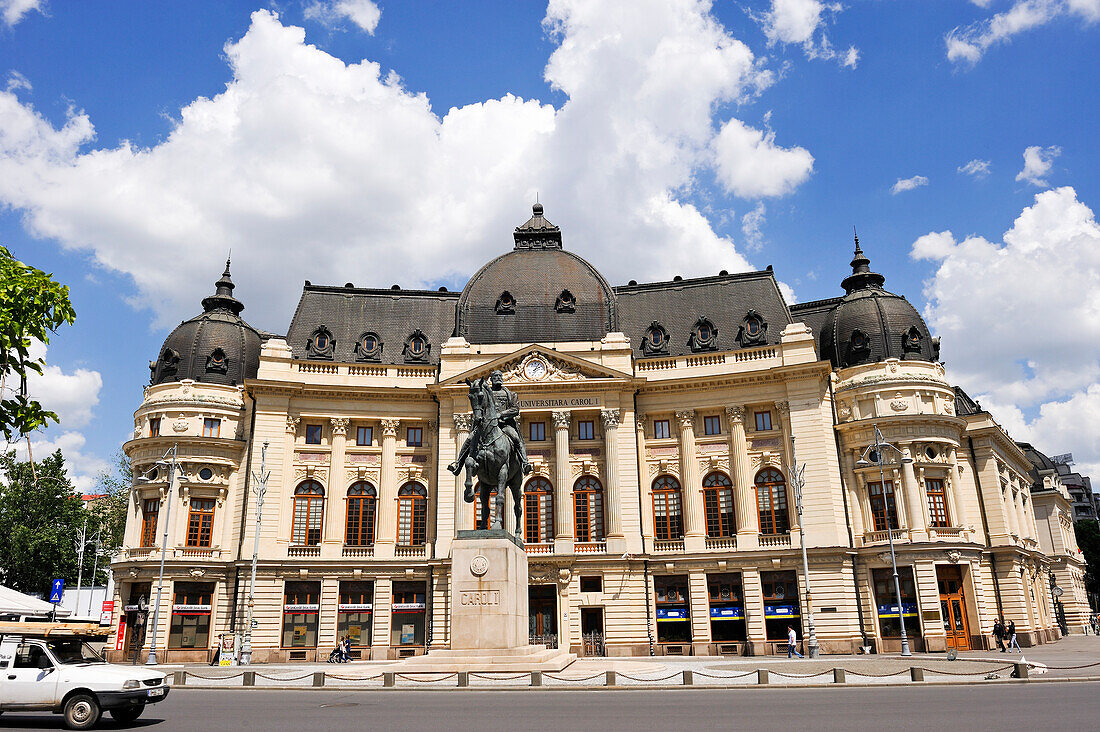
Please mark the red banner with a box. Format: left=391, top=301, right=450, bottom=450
left=114, top=614, right=127, bottom=651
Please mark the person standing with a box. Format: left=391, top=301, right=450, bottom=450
left=1007, top=620, right=1021, bottom=652
left=992, top=618, right=1006, bottom=652
left=787, top=624, right=803, bottom=658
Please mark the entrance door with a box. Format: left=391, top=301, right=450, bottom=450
left=581, top=607, right=604, bottom=657
left=937, top=566, right=971, bottom=651
left=529, top=585, right=558, bottom=648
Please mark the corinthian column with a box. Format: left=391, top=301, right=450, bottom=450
left=602, top=409, right=623, bottom=544
left=376, top=418, right=400, bottom=556
left=946, top=448, right=969, bottom=532
left=453, top=413, right=473, bottom=533
left=726, top=405, right=758, bottom=549
left=325, top=418, right=349, bottom=545
left=552, top=410, right=574, bottom=553
left=899, top=444, right=927, bottom=541
left=677, top=410, right=705, bottom=550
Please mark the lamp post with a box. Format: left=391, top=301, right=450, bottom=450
left=134, top=444, right=178, bottom=665
left=73, top=518, right=88, bottom=614
left=855, top=425, right=913, bottom=657
left=783, top=436, right=819, bottom=658
left=240, top=441, right=269, bottom=666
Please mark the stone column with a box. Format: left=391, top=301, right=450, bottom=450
left=947, top=448, right=968, bottom=531
left=899, top=445, right=927, bottom=541
left=845, top=451, right=865, bottom=538
left=453, top=413, right=473, bottom=533
left=1013, top=485, right=1030, bottom=541
left=1004, top=486, right=1020, bottom=538
left=552, top=410, right=574, bottom=554
left=726, top=405, right=758, bottom=549
left=376, top=419, right=400, bottom=557
left=636, top=413, right=655, bottom=548
left=325, top=418, right=349, bottom=547
left=677, top=410, right=705, bottom=551
left=602, top=409, right=624, bottom=548
left=775, top=402, right=799, bottom=535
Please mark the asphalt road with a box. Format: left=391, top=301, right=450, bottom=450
left=2, top=683, right=1097, bottom=731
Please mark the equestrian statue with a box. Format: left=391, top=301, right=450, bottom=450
left=448, top=370, right=532, bottom=538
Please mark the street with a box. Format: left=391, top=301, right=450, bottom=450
left=1, top=683, right=1098, bottom=731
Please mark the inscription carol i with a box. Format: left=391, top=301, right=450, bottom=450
left=460, top=589, right=501, bottom=606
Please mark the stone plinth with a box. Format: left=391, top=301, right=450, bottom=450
left=450, top=529, right=528, bottom=650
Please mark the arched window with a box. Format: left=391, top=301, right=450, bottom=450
left=524, top=477, right=554, bottom=544
left=397, top=482, right=427, bottom=546
left=652, top=475, right=684, bottom=541
left=703, top=472, right=735, bottom=538
left=292, top=481, right=325, bottom=546
left=755, top=469, right=789, bottom=535
left=573, top=476, right=605, bottom=543
left=474, top=483, right=499, bottom=531
left=345, top=482, right=376, bottom=546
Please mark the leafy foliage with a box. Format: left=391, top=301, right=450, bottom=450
left=1076, top=518, right=1100, bottom=605
left=89, top=451, right=131, bottom=570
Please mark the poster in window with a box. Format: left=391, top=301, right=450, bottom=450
left=294, top=625, right=307, bottom=645
left=348, top=625, right=362, bottom=645
left=400, top=624, right=416, bottom=645
left=181, top=621, right=197, bottom=648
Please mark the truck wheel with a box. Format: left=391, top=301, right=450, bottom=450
left=110, top=704, right=145, bottom=723
left=63, top=693, right=101, bottom=730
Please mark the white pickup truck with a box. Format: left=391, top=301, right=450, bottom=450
left=0, top=633, right=170, bottom=729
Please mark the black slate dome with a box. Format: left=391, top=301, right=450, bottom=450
left=456, top=204, right=617, bottom=344
left=149, top=260, right=263, bottom=386
left=820, top=238, right=938, bottom=368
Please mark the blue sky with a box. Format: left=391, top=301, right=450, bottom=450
left=1, top=0, right=1098, bottom=489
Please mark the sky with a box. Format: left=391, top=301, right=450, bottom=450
left=0, top=0, right=1098, bottom=491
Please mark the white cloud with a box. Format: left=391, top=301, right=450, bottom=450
left=755, top=0, right=859, bottom=68
left=0, top=5, right=810, bottom=334
left=913, top=186, right=1100, bottom=475
left=0, top=0, right=44, bottom=27
left=891, top=175, right=929, bottom=194
left=712, top=118, right=814, bottom=198
left=740, top=202, right=766, bottom=252
left=5, top=71, right=31, bottom=93
left=303, top=0, right=381, bottom=34
left=1015, top=144, right=1061, bottom=187
left=946, top=0, right=1100, bottom=66
left=11, top=431, right=109, bottom=493
left=958, top=158, right=991, bottom=179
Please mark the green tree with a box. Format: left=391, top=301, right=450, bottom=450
left=0, top=246, right=77, bottom=440
left=1076, top=518, right=1100, bottom=608
left=0, top=449, right=86, bottom=595
left=87, top=451, right=131, bottom=584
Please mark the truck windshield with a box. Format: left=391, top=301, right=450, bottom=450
left=47, top=640, right=104, bottom=664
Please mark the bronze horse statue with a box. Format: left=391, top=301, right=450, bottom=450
left=462, top=377, right=524, bottom=539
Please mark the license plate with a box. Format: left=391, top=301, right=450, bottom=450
left=148, top=688, right=165, bottom=697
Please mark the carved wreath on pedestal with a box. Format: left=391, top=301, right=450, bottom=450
left=470, top=555, right=489, bottom=577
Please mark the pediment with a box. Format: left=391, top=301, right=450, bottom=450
left=440, top=344, right=632, bottom=387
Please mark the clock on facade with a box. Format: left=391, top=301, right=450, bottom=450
left=523, top=357, right=548, bottom=380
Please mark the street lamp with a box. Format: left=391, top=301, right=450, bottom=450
left=855, top=424, right=914, bottom=657
left=240, top=441, right=269, bottom=666
left=782, top=436, right=819, bottom=658
left=134, top=444, right=179, bottom=665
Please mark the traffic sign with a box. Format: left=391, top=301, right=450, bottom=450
left=49, top=578, right=64, bottom=604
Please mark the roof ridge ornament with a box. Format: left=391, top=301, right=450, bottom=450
left=514, top=202, right=563, bottom=250
left=840, top=230, right=886, bottom=294
left=201, top=257, right=246, bottom=315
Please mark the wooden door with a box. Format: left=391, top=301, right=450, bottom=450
left=937, top=566, right=971, bottom=651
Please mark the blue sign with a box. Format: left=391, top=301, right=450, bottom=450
left=49, top=579, right=64, bottom=604
left=876, top=603, right=918, bottom=618
left=764, top=604, right=800, bottom=619
left=656, top=607, right=689, bottom=621
left=710, top=606, right=744, bottom=620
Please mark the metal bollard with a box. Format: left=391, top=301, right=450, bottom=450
left=531, top=671, right=542, bottom=687
left=682, top=669, right=694, bottom=686
left=174, top=670, right=187, bottom=686
left=243, top=671, right=256, bottom=687
left=1014, top=662, right=1029, bottom=679
left=457, top=672, right=469, bottom=688
left=757, top=669, right=769, bottom=685
left=383, top=672, right=395, bottom=687
left=910, top=667, right=924, bottom=682
left=833, top=668, right=846, bottom=684
left=605, top=670, right=617, bottom=686
left=312, top=672, right=325, bottom=687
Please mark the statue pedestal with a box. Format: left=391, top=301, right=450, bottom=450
left=400, top=529, right=574, bottom=671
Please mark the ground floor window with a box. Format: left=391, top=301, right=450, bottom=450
left=337, top=581, right=374, bottom=647
left=707, top=573, right=746, bottom=642
left=391, top=581, right=426, bottom=646
left=654, top=575, right=691, bottom=643
left=873, top=567, right=922, bottom=638
left=282, top=581, right=321, bottom=648
left=168, top=582, right=213, bottom=649
left=761, top=570, right=801, bottom=641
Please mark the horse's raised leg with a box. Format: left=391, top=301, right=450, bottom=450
left=463, top=456, right=476, bottom=503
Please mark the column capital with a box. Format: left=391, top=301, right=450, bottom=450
left=330, top=417, right=349, bottom=435
left=774, top=401, right=789, bottom=418
left=380, top=418, right=400, bottom=436
left=600, top=408, right=620, bottom=430
left=724, top=405, right=745, bottom=423
left=675, top=410, right=695, bottom=429
left=552, top=410, right=572, bottom=429
left=453, top=413, right=474, bottom=432
left=286, top=415, right=300, bottom=433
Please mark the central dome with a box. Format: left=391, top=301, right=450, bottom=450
left=456, top=205, right=617, bottom=344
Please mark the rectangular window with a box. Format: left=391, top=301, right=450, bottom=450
left=203, top=418, right=221, bottom=438
left=868, top=481, right=899, bottom=532
left=391, top=582, right=427, bottom=646
left=708, top=573, right=746, bottom=642
left=406, top=427, right=423, bottom=447
left=529, top=421, right=546, bottom=442
left=185, top=498, right=215, bottom=547
left=580, top=576, right=603, bottom=593
left=282, top=581, right=321, bottom=648
left=305, top=424, right=322, bottom=444
left=925, top=478, right=950, bottom=528
left=754, top=411, right=772, bottom=431
left=337, top=581, right=374, bottom=648
left=578, top=420, right=595, bottom=440
left=149, top=417, right=161, bottom=437
left=703, top=415, right=721, bottom=436
left=356, top=425, right=372, bottom=446
left=141, top=498, right=160, bottom=547
left=654, top=575, right=691, bottom=643
left=873, top=567, right=921, bottom=638
left=761, top=570, right=800, bottom=641
left=168, top=582, right=213, bottom=649
left=653, top=419, right=671, bottom=439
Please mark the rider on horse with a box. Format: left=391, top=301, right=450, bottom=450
left=448, top=370, right=533, bottom=477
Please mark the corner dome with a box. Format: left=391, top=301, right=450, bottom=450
left=820, top=238, right=938, bottom=368
left=150, top=259, right=263, bottom=386
left=456, top=204, right=617, bottom=344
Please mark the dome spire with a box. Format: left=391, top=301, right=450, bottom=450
left=202, top=257, right=245, bottom=314
left=840, top=231, right=885, bottom=293
left=514, top=202, right=562, bottom=250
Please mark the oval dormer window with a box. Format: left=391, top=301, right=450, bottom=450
left=307, top=326, right=335, bottom=360
left=206, top=348, right=228, bottom=374
left=555, top=289, right=576, bottom=313
left=403, top=329, right=430, bottom=363
left=689, top=317, right=718, bottom=352
left=642, top=322, right=669, bottom=356
left=355, top=331, right=383, bottom=362
left=495, top=291, right=516, bottom=314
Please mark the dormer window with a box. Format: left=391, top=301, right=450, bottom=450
left=737, top=310, right=768, bottom=347
left=403, top=329, right=430, bottom=363
left=206, top=348, right=228, bottom=374
left=307, top=326, right=335, bottom=360
left=495, top=291, right=516, bottom=315
left=642, top=322, right=669, bottom=356
left=355, top=331, right=383, bottom=362
left=555, top=290, right=576, bottom=313
left=160, top=348, right=180, bottom=378
left=688, top=317, right=718, bottom=352
left=848, top=328, right=871, bottom=363
left=902, top=326, right=923, bottom=359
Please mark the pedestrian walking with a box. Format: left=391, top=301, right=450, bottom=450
left=1007, top=620, right=1021, bottom=652
left=992, top=618, right=1006, bottom=652
left=786, top=624, right=803, bottom=658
